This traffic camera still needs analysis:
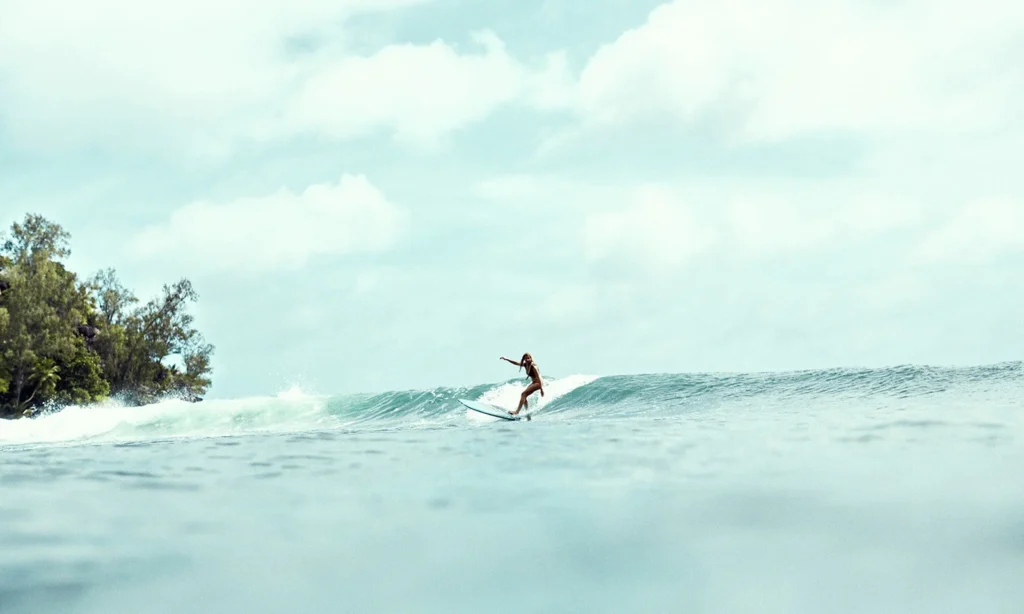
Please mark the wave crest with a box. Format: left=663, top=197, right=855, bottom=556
left=2, top=362, right=1021, bottom=446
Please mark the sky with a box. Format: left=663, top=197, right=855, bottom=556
left=1, top=0, right=1023, bottom=398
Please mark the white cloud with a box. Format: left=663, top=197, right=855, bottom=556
left=727, top=194, right=924, bottom=256
left=584, top=185, right=717, bottom=271
left=283, top=31, right=572, bottom=147
left=913, top=200, right=1024, bottom=264
left=132, top=174, right=405, bottom=273
left=726, top=196, right=838, bottom=255
left=0, top=1, right=571, bottom=157
left=573, top=0, right=1024, bottom=141
left=474, top=173, right=622, bottom=213
left=581, top=181, right=927, bottom=271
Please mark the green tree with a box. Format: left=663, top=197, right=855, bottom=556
left=54, top=337, right=110, bottom=405
left=116, top=279, right=213, bottom=403
left=0, top=252, right=9, bottom=397
left=0, top=216, right=88, bottom=414
left=91, top=267, right=137, bottom=327
left=88, top=272, right=214, bottom=404
left=0, top=255, right=11, bottom=397
left=0, top=306, right=9, bottom=397
left=0, top=214, right=213, bottom=417
left=88, top=268, right=135, bottom=387
left=19, top=357, right=60, bottom=408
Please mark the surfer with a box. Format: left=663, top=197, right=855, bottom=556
left=500, top=353, right=544, bottom=415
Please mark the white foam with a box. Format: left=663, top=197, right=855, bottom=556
left=0, top=376, right=603, bottom=445
left=277, top=385, right=314, bottom=401
left=0, top=391, right=329, bottom=446
left=474, top=374, right=599, bottom=416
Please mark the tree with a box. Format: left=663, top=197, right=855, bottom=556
left=112, top=279, right=214, bottom=403
left=0, top=214, right=213, bottom=417
left=87, top=268, right=135, bottom=387
left=0, top=305, right=9, bottom=397
left=3, top=214, right=71, bottom=264
left=19, top=357, right=60, bottom=409
left=0, top=252, right=9, bottom=396
left=54, top=337, right=109, bottom=405
left=0, top=217, right=88, bottom=414
left=86, top=273, right=214, bottom=405
left=0, top=252, right=10, bottom=395
left=90, top=267, right=137, bottom=327
left=177, top=327, right=214, bottom=400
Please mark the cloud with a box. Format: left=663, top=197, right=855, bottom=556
left=573, top=0, right=1024, bottom=141
left=581, top=181, right=926, bottom=271
left=0, top=1, right=571, bottom=157
left=727, top=194, right=923, bottom=256
left=583, top=185, right=717, bottom=271
left=474, top=173, right=622, bottom=213
left=913, top=200, right=1024, bottom=264
left=132, top=174, right=405, bottom=274
left=283, top=31, right=573, bottom=147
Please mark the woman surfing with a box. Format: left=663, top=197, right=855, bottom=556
left=500, top=353, right=544, bottom=415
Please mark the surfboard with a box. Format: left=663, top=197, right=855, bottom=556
left=459, top=399, right=535, bottom=421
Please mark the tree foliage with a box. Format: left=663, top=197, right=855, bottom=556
left=0, top=214, right=213, bottom=418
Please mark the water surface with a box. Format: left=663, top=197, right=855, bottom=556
left=2, top=364, right=1023, bottom=613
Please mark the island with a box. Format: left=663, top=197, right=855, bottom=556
left=0, top=214, right=213, bottom=419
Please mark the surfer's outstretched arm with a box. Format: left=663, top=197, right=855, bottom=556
left=500, top=356, right=522, bottom=367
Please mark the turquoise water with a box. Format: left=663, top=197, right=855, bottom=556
left=2, top=364, right=1023, bottom=613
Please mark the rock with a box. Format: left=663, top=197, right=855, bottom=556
left=76, top=324, right=100, bottom=339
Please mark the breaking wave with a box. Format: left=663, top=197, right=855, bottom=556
left=2, top=361, right=1022, bottom=446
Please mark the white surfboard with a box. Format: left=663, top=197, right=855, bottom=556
left=459, top=399, right=536, bottom=421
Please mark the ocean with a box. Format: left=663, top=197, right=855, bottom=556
left=1, top=363, right=1022, bottom=613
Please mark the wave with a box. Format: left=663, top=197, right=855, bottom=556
left=1, top=362, right=1021, bottom=446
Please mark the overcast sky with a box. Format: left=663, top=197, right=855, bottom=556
left=1, top=0, right=1022, bottom=398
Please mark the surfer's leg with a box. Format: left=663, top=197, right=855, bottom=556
left=513, top=382, right=542, bottom=415
left=514, top=391, right=528, bottom=414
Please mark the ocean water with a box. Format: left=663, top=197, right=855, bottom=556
left=1, top=363, right=1023, bottom=613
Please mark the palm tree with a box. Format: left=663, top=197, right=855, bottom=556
left=18, top=358, right=60, bottom=415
